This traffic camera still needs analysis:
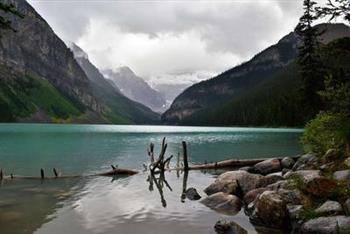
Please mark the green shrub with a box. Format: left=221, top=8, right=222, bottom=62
left=301, top=112, right=349, bottom=155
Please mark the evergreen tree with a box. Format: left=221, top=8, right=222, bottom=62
left=295, top=0, right=325, bottom=118
left=317, top=0, right=350, bottom=23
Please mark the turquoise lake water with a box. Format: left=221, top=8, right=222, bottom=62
left=0, top=124, right=303, bottom=234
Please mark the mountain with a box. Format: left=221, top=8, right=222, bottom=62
left=162, top=23, right=350, bottom=126
left=103, top=67, right=166, bottom=113
left=70, top=44, right=159, bottom=124
left=0, top=0, right=158, bottom=124
left=152, top=83, right=189, bottom=110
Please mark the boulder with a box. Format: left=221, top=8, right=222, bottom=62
left=277, top=189, right=308, bottom=206
left=323, top=149, right=342, bottom=162
left=256, top=174, right=284, bottom=188
left=284, top=170, right=321, bottom=180
left=253, top=158, right=281, bottom=175
left=281, top=157, right=295, bottom=169
left=287, top=204, right=304, bottom=221
left=239, top=166, right=253, bottom=172
left=303, top=176, right=337, bottom=197
left=201, top=192, right=242, bottom=215
left=215, top=171, right=263, bottom=195
left=185, top=187, right=201, bottom=200
left=292, top=153, right=318, bottom=171
left=301, top=216, right=350, bottom=234
left=282, top=168, right=290, bottom=176
left=286, top=171, right=337, bottom=197
left=344, top=157, right=350, bottom=167
left=344, top=198, right=350, bottom=215
left=315, top=200, right=344, bottom=216
left=267, top=180, right=290, bottom=191
left=214, top=220, right=248, bottom=234
left=243, top=188, right=268, bottom=205
left=250, top=191, right=289, bottom=228
left=204, top=179, right=240, bottom=196
left=334, top=170, right=350, bottom=187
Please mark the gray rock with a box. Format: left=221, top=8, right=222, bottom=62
left=281, top=157, right=295, bottom=169
left=282, top=168, right=290, bottom=176
left=301, top=216, right=350, bottom=234
left=266, top=180, right=290, bottom=191
left=284, top=170, right=321, bottom=180
left=286, top=170, right=337, bottom=197
left=319, top=164, right=330, bottom=171
left=250, top=191, right=289, bottom=228
left=254, top=158, right=281, bottom=175
left=277, top=189, right=307, bottom=206
left=324, top=149, right=342, bottom=162
left=201, top=192, right=242, bottom=215
left=186, top=187, right=201, bottom=200
left=292, top=153, right=318, bottom=171
left=204, top=179, right=240, bottom=196
left=243, top=188, right=268, bottom=204
left=334, top=170, right=350, bottom=186
left=239, top=166, right=252, bottom=172
left=287, top=204, right=304, bottom=221
left=214, top=220, right=248, bottom=234
left=216, top=171, right=263, bottom=195
left=256, top=174, right=284, bottom=188
left=315, top=200, right=344, bottom=216
left=344, top=198, right=350, bottom=215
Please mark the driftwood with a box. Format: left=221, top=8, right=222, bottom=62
left=0, top=166, right=138, bottom=181
left=174, top=156, right=300, bottom=171
left=182, top=141, right=189, bottom=171
left=96, top=168, right=138, bottom=176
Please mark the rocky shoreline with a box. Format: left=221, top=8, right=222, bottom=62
left=195, top=150, right=350, bottom=233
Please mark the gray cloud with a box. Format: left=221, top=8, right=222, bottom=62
left=27, top=0, right=307, bottom=85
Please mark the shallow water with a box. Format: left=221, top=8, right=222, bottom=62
left=0, top=124, right=303, bottom=234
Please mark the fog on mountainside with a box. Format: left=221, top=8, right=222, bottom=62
left=103, top=67, right=166, bottom=113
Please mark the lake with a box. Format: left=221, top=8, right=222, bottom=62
left=0, top=124, right=303, bottom=234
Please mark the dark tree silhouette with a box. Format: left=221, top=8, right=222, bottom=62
left=316, top=0, right=350, bottom=23
left=295, top=0, right=325, bottom=118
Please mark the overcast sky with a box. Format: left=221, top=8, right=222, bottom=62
left=27, top=0, right=317, bottom=86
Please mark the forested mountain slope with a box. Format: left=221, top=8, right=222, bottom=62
left=162, top=23, right=350, bottom=126
left=0, top=0, right=158, bottom=124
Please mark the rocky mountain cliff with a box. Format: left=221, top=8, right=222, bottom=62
left=103, top=67, right=166, bottom=113
left=162, top=23, right=350, bottom=126
left=0, top=0, right=99, bottom=113
left=0, top=0, right=158, bottom=124
left=70, top=43, right=159, bottom=124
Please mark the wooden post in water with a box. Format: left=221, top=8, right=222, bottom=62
left=40, top=169, right=45, bottom=179
left=182, top=141, right=189, bottom=171
left=0, top=169, right=3, bottom=180
left=53, top=168, right=58, bottom=178
left=177, top=152, right=180, bottom=168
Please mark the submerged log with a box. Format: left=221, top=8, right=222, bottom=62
left=96, top=168, right=138, bottom=176
left=171, top=158, right=275, bottom=171
left=0, top=167, right=138, bottom=180
left=180, top=156, right=299, bottom=171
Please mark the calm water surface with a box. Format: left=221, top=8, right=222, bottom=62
left=0, top=124, right=303, bottom=234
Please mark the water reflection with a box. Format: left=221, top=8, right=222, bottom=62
left=0, top=178, right=80, bottom=234
left=147, top=172, right=173, bottom=207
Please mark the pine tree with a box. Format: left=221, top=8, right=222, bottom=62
left=295, top=0, right=324, bottom=118
left=316, top=0, right=350, bottom=23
